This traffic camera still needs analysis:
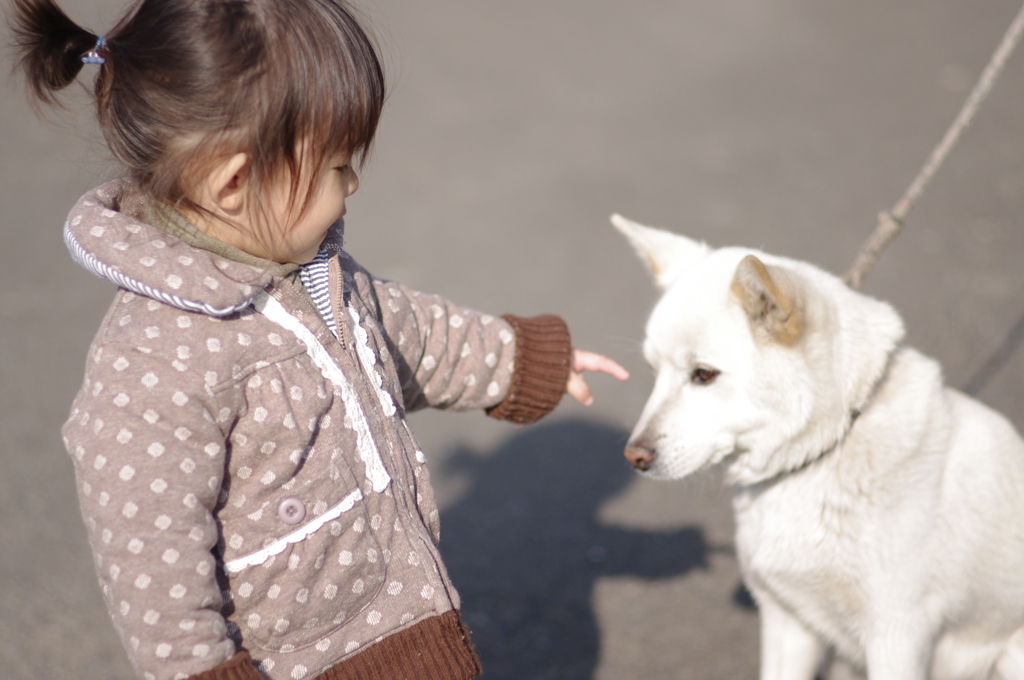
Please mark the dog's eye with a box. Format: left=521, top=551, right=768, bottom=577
left=690, top=367, right=720, bottom=385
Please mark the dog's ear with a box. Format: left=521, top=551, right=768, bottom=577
left=611, top=214, right=710, bottom=289
left=731, top=255, right=804, bottom=346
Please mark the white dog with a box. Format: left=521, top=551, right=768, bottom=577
left=613, top=214, right=1024, bottom=680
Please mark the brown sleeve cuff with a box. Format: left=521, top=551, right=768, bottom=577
left=486, top=314, right=572, bottom=425
left=186, top=651, right=263, bottom=680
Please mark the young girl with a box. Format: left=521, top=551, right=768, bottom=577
left=11, top=0, right=628, bottom=678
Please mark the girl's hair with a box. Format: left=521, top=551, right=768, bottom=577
left=10, top=0, right=385, bottom=240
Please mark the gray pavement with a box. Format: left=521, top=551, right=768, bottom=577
left=2, top=1, right=1023, bottom=678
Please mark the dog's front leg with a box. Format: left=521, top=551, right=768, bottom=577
left=758, top=593, right=827, bottom=680
left=864, top=618, right=933, bottom=680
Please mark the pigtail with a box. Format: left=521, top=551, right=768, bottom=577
left=9, top=0, right=104, bottom=106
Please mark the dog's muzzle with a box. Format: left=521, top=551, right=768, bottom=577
left=624, top=441, right=655, bottom=471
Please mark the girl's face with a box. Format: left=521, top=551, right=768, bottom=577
left=266, top=152, right=359, bottom=264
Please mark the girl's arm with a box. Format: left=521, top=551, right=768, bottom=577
left=356, top=263, right=626, bottom=422
left=62, top=334, right=242, bottom=680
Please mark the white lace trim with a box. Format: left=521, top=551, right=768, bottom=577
left=223, top=489, right=363, bottom=573
left=347, top=307, right=397, bottom=417
left=253, top=291, right=391, bottom=493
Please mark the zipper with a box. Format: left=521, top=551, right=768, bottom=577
left=328, top=255, right=347, bottom=350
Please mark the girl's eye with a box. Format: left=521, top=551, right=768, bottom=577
left=335, top=165, right=350, bottom=173
left=690, top=367, right=720, bottom=385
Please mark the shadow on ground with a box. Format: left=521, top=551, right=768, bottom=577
left=437, top=419, right=713, bottom=680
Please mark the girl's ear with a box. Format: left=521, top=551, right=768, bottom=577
left=204, top=152, right=250, bottom=216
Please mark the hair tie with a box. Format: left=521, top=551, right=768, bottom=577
left=81, top=35, right=106, bottom=65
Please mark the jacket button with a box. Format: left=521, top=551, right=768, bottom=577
left=278, top=498, right=306, bottom=525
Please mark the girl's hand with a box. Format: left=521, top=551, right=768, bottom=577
left=566, top=349, right=630, bottom=406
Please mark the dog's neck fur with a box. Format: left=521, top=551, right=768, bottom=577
left=729, top=346, right=905, bottom=489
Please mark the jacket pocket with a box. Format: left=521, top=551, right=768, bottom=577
left=225, top=489, right=387, bottom=653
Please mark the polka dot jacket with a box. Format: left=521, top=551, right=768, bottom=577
left=60, top=182, right=572, bottom=680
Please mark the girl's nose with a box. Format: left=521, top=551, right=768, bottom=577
left=347, top=170, right=359, bottom=196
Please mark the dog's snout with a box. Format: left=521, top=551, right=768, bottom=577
left=625, top=441, right=655, bottom=471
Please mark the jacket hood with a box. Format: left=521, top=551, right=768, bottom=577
left=65, top=181, right=340, bottom=317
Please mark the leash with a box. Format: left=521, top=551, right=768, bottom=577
left=846, top=1, right=1024, bottom=290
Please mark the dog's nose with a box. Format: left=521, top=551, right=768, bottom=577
left=624, top=441, right=655, bottom=471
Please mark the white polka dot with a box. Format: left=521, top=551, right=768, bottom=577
left=352, top=579, right=365, bottom=594
left=180, top=458, right=196, bottom=474
left=324, top=584, right=338, bottom=600
left=485, top=352, right=498, bottom=368
left=421, top=584, right=434, bottom=599
left=93, top=455, right=107, bottom=471
left=192, top=644, right=209, bottom=658
left=141, top=373, right=159, bottom=388
left=387, top=581, right=404, bottom=596
left=421, top=356, right=437, bottom=371
left=155, top=515, right=172, bottom=531
left=98, top=492, right=110, bottom=507
left=274, top=619, right=290, bottom=633
left=339, top=551, right=353, bottom=566
left=207, top=338, right=221, bottom=353
left=366, top=610, right=382, bottom=625
left=464, top=374, right=477, bottom=387
left=253, top=407, right=268, bottom=422
left=260, top=471, right=276, bottom=485
left=229, top=534, right=243, bottom=550
left=268, top=333, right=283, bottom=346
left=113, top=393, right=130, bottom=407
left=119, top=601, right=130, bottom=616
left=109, top=564, right=120, bottom=580
left=204, top=277, right=219, bottom=290
left=119, top=465, right=135, bottom=481
left=175, top=427, right=192, bottom=441
left=144, top=610, right=160, bottom=625
left=291, top=665, right=307, bottom=679
left=247, top=613, right=261, bottom=628
left=162, top=549, right=179, bottom=564
left=170, top=584, right=187, bottom=599
left=268, top=584, right=281, bottom=599
left=155, top=643, right=172, bottom=658
left=171, top=391, right=188, bottom=406
left=177, top=316, right=192, bottom=329
left=315, top=639, right=331, bottom=652
left=345, top=641, right=360, bottom=653
left=450, top=314, right=464, bottom=328
left=487, top=381, right=500, bottom=397
left=461, top=343, right=472, bottom=358
left=123, top=502, right=138, bottom=518
left=148, top=442, right=165, bottom=458
left=102, top=528, right=113, bottom=544
left=113, top=357, right=129, bottom=371
left=134, top=574, right=152, bottom=589
left=145, top=326, right=160, bottom=339
left=128, top=538, right=144, bottom=554
left=295, top=588, right=309, bottom=603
